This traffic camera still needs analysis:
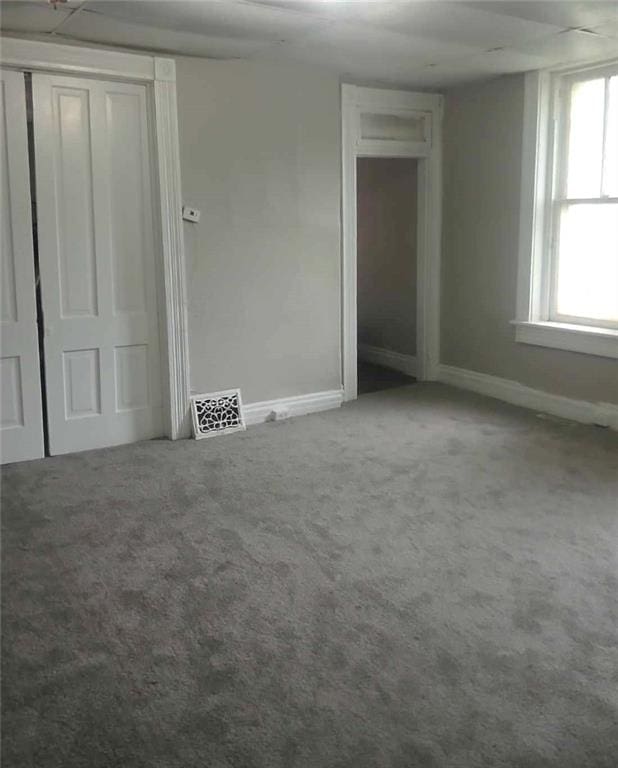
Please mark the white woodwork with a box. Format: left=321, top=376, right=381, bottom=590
left=242, top=388, right=344, bottom=427
left=357, top=108, right=431, bottom=158
left=0, top=37, right=155, bottom=82
left=438, top=364, right=618, bottom=432
left=33, top=73, right=164, bottom=454
left=516, top=61, right=618, bottom=358
left=0, top=68, right=45, bottom=464
left=1, top=39, right=191, bottom=442
left=341, top=84, right=443, bottom=401
left=513, top=320, right=618, bottom=359
left=63, top=349, right=100, bottom=418
left=360, top=111, right=427, bottom=141
left=153, top=61, right=192, bottom=438
left=114, top=345, right=149, bottom=410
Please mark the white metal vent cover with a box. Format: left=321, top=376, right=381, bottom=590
left=190, top=388, right=246, bottom=440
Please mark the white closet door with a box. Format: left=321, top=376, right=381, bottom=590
left=0, top=69, right=45, bottom=465
left=32, top=74, right=163, bottom=455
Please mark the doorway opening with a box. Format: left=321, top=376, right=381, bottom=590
left=356, top=157, right=418, bottom=396
left=341, top=85, right=443, bottom=402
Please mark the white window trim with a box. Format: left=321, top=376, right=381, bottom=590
left=515, top=59, right=618, bottom=360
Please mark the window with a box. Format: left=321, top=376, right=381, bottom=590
left=516, top=62, right=618, bottom=359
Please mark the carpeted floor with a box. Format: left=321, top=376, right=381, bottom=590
left=2, top=383, right=617, bottom=768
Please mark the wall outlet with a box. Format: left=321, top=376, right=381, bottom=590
left=182, top=205, right=200, bottom=223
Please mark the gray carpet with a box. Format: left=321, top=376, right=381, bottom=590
left=2, top=383, right=617, bottom=768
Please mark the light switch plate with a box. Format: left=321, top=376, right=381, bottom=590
left=182, top=205, right=200, bottom=223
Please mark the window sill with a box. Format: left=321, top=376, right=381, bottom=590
left=512, top=321, right=618, bottom=359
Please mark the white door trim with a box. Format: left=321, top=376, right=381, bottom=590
left=341, top=84, right=443, bottom=400
left=0, top=37, right=191, bottom=439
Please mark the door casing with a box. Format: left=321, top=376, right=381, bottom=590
left=0, top=37, right=192, bottom=440
left=341, top=85, right=443, bottom=401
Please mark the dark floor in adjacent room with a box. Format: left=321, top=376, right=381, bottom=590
left=357, top=360, right=415, bottom=395
left=2, top=384, right=617, bottom=768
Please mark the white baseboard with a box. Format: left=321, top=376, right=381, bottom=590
left=438, top=364, right=618, bottom=430
left=358, top=344, right=417, bottom=377
left=243, top=388, right=344, bottom=427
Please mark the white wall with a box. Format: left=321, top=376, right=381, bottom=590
left=175, top=58, right=342, bottom=404
left=442, top=74, right=618, bottom=405
left=357, top=157, right=417, bottom=356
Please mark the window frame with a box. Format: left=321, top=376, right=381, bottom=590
left=515, top=59, right=618, bottom=359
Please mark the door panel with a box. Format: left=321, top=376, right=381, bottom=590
left=53, top=86, right=98, bottom=319
left=107, top=90, right=148, bottom=315
left=62, top=348, right=101, bottom=418
left=33, top=74, right=163, bottom=455
left=0, top=69, right=45, bottom=464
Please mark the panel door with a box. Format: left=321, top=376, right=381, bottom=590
left=32, top=74, right=163, bottom=455
left=0, top=69, right=45, bottom=464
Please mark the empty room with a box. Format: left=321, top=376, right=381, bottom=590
left=1, top=2, right=617, bottom=767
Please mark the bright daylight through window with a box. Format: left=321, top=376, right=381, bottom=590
left=516, top=61, right=618, bottom=359
left=553, top=70, right=618, bottom=327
